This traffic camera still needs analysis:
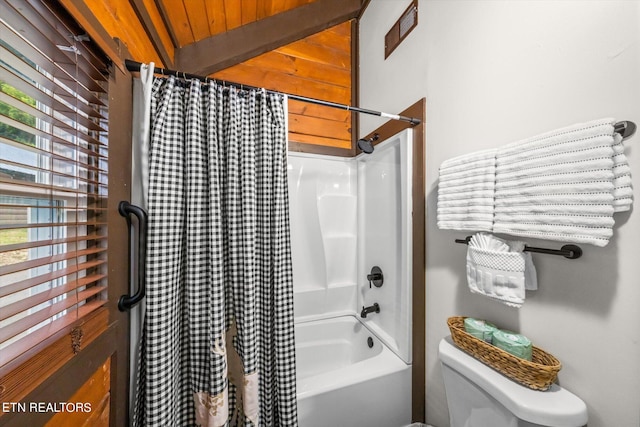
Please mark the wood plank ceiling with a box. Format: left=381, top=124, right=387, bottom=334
left=212, top=21, right=352, bottom=148
left=82, top=0, right=366, bottom=151
left=160, top=0, right=316, bottom=46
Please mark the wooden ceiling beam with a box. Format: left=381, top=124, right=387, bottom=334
left=175, top=0, right=364, bottom=76
left=129, top=0, right=175, bottom=68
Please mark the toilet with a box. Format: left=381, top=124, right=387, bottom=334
left=439, top=336, right=588, bottom=427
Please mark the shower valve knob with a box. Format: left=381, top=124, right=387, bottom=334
left=367, top=266, right=384, bottom=288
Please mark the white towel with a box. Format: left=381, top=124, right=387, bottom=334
left=438, top=118, right=633, bottom=246
left=612, top=132, right=633, bottom=212
left=508, top=240, right=538, bottom=291
left=494, top=118, right=632, bottom=247
left=466, top=233, right=537, bottom=308
left=437, top=149, right=496, bottom=232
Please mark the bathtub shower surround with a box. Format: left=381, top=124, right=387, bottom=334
left=288, top=129, right=414, bottom=427
left=357, top=133, right=413, bottom=364
left=437, top=118, right=634, bottom=246
left=287, top=154, right=358, bottom=320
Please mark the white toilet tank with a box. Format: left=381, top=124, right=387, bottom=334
left=439, top=336, right=588, bottom=427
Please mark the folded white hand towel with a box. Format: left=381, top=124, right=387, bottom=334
left=507, top=240, right=538, bottom=291
left=466, top=233, right=537, bottom=308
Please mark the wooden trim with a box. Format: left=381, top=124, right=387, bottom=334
left=129, top=0, right=174, bottom=68
left=409, top=99, right=426, bottom=423
left=288, top=141, right=354, bottom=157
left=0, top=308, right=109, bottom=413
left=358, top=0, right=373, bottom=19
left=349, top=19, right=358, bottom=155
left=360, top=98, right=426, bottom=422
left=45, top=358, right=110, bottom=426
left=0, top=322, right=117, bottom=427
left=175, top=0, right=364, bottom=76
left=105, top=40, right=134, bottom=427
left=57, top=0, right=125, bottom=72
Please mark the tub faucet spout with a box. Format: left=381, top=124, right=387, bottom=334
left=360, top=303, right=380, bottom=318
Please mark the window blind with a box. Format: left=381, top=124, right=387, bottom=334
left=0, top=0, right=109, bottom=368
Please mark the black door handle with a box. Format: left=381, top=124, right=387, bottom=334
left=118, top=201, right=148, bottom=311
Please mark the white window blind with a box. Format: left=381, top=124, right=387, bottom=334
left=0, top=0, right=109, bottom=368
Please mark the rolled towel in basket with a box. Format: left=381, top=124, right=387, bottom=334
left=463, top=317, right=498, bottom=343
left=493, top=329, right=533, bottom=361
left=466, top=233, right=538, bottom=307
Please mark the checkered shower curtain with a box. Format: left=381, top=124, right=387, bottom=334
left=134, top=76, right=298, bottom=427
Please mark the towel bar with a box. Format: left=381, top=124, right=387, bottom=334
left=454, top=236, right=582, bottom=260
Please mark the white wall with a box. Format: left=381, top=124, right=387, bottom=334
left=360, top=1, right=640, bottom=426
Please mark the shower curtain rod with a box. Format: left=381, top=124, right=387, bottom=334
left=125, top=59, right=422, bottom=126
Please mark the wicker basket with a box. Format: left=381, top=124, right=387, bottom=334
left=447, top=316, right=561, bottom=391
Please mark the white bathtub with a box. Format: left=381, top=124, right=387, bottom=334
left=295, top=315, right=412, bottom=427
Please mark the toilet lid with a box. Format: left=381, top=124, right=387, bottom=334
left=439, top=337, right=588, bottom=427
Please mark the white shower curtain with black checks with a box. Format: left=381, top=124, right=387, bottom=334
left=133, top=75, right=298, bottom=427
